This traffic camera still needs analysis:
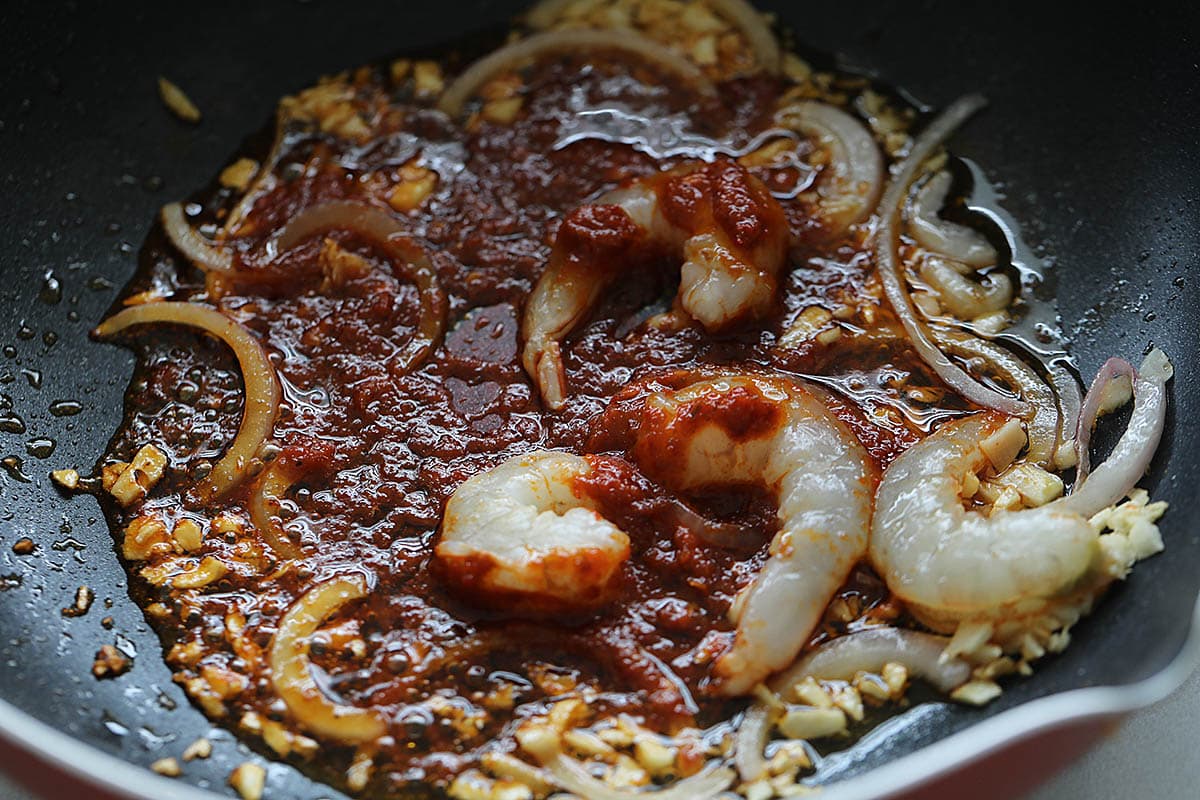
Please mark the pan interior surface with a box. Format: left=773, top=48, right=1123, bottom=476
left=0, top=2, right=1196, bottom=799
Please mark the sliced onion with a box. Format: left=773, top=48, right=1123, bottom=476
left=666, top=497, right=759, bottom=549
left=438, top=28, right=716, bottom=118
left=1049, top=362, right=1084, bottom=470
left=161, top=202, right=234, bottom=273
left=95, top=302, right=281, bottom=503
left=919, top=256, right=1013, bottom=319
left=769, top=628, right=972, bottom=694
left=908, top=170, right=997, bottom=267
left=248, top=461, right=306, bottom=560
left=933, top=331, right=1060, bottom=467
left=525, top=0, right=781, bottom=74
left=1075, top=358, right=1134, bottom=481
left=1061, top=349, right=1171, bottom=514
left=874, top=95, right=1030, bottom=417
left=777, top=101, right=883, bottom=234
left=269, top=575, right=387, bottom=743
left=273, top=200, right=446, bottom=373
left=734, top=703, right=771, bottom=782
left=705, top=0, right=781, bottom=74
left=545, top=751, right=734, bottom=800
left=223, top=123, right=287, bottom=236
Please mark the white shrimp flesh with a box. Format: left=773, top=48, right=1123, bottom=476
left=629, top=374, right=873, bottom=695
left=522, top=159, right=789, bottom=409
left=435, top=451, right=631, bottom=615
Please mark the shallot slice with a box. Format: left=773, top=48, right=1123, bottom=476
left=161, top=202, right=233, bottom=273
left=95, top=302, right=281, bottom=503
left=1064, top=348, right=1171, bottom=515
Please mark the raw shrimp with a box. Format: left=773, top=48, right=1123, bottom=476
left=434, top=451, right=630, bottom=614
left=630, top=374, right=872, bottom=695
left=870, top=349, right=1172, bottom=633
left=522, top=159, right=789, bottom=409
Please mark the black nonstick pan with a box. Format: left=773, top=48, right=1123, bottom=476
left=1, top=2, right=1197, bottom=799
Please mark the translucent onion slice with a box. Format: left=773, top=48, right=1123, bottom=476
left=273, top=200, right=446, bottom=373
left=161, top=202, right=234, bottom=273
left=909, top=170, right=997, bottom=267
left=733, top=703, right=771, bottom=781
left=735, top=628, right=971, bottom=782
left=777, top=101, right=883, bottom=234
left=665, top=497, right=758, bottom=549
left=248, top=461, right=306, bottom=560
left=934, top=331, right=1060, bottom=467
left=438, top=28, right=716, bottom=118
left=1063, top=349, right=1171, bottom=514
left=545, top=751, right=734, bottom=800
left=95, top=302, right=280, bottom=503
left=874, top=95, right=1030, bottom=417
left=525, top=0, right=781, bottom=74
left=270, top=575, right=386, bottom=743
left=770, top=628, right=972, bottom=694
left=1048, top=362, right=1084, bottom=470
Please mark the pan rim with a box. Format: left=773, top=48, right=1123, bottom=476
left=0, top=594, right=1196, bottom=800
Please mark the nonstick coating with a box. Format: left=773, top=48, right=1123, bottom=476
left=1, top=2, right=1197, bottom=799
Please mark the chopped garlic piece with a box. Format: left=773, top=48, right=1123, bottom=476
left=950, top=680, right=1003, bottom=706
left=219, top=158, right=259, bottom=191
left=150, top=757, right=181, bottom=777
left=107, top=444, right=168, bottom=506
left=228, top=763, right=266, bottom=800
left=979, top=419, right=1026, bottom=472
left=158, top=77, right=201, bottom=123
left=777, top=706, right=847, bottom=740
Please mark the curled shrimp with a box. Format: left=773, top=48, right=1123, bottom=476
left=522, top=159, right=789, bottom=409
left=434, top=450, right=631, bottom=615
left=629, top=374, right=872, bottom=695
left=870, top=350, right=1172, bottom=636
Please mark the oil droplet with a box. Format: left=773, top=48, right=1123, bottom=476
left=1, top=456, right=32, bottom=482
left=39, top=271, right=62, bottom=305
left=87, top=276, right=114, bottom=291
left=101, top=711, right=129, bottom=738
left=2, top=346, right=14, bottom=358
left=0, top=414, right=26, bottom=434
left=42, top=331, right=58, bottom=348
left=16, top=324, right=34, bottom=340
left=49, top=400, right=82, bottom=417
left=21, top=369, right=41, bottom=389
left=26, top=438, right=55, bottom=458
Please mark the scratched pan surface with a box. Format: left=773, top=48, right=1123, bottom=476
left=0, top=2, right=1197, bottom=799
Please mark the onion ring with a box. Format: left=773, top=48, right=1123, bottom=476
left=909, top=170, right=997, bottom=267
left=269, top=575, right=387, bottom=743
left=438, top=28, right=716, bottom=118
left=777, top=101, right=883, bottom=234
left=735, top=628, right=970, bottom=782
left=543, top=750, right=734, bottom=800
left=933, top=331, right=1060, bottom=467
left=525, top=0, right=781, bottom=74
left=1074, top=358, right=1134, bottom=482
left=161, top=202, right=234, bottom=273
left=248, top=460, right=307, bottom=560
left=272, top=200, right=446, bottom=373
left=665, top=497, right=759, bottom=549
left=94, top=302, right=281, bottom=503
left=874, top=95, right=1030, bottom=417
left=768, top=628, right=972, bottom=694
left=733, top=703, right=771, bottom=782
left=1062, top=349, right=1171, bottom=515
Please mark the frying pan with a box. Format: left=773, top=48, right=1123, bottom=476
left=1, top=1, right=1196, bottom=798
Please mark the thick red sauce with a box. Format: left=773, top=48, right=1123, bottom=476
left=101, top=46, right=969, bottom=797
